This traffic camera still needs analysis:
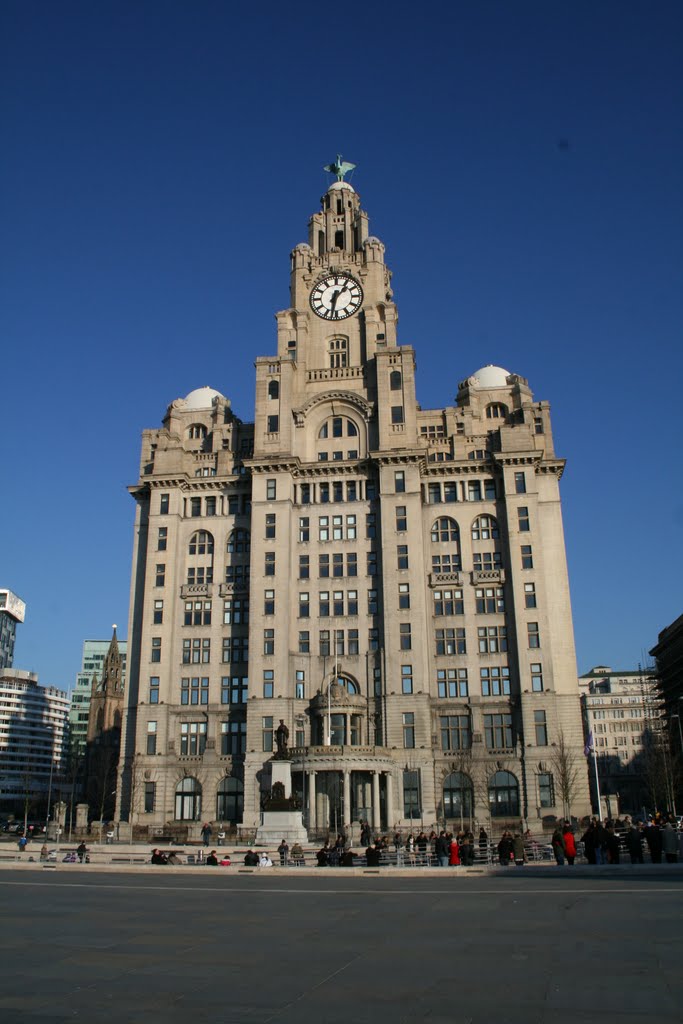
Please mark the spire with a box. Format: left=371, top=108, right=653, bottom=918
left=324, top=154, right=356, bottom=182
left=100, top=624, right=123, bottom=695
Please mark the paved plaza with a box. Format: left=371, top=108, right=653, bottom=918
left=0, top=867, right=681, bottom=1024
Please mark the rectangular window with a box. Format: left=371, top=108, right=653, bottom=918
left=403, top=769, right=420, bottom=819
left=531, top=663, right=544, bottom=692
left=262, top=716, right=273, bottom=752
left=348, top=629, right=359, bottom=655
left=319, top=630, right=330, bottom=657
left=346, top=514, right=357, bottom=539
left=521, top=545, right=534, bottom=569
left=157, top=527, right=167, bottom=551
left=180, top=722, right=207, bottom=755
left=181, top=676, right=209, bottom=706
left=333, top=590, right=344, bottom=616
left=298, top=630, right=310, bottom=654
left=153, top=599, right=164, bottom=624
left=332, top=553, right=344, bottom=577
left=400, top=623, right=412, bottom=650
left=155, top=563, right=165, bottom=587
left=319, top=516, right=329, bottom=541
left=368, top=589, right=378, bottom=615
left=265, top=514, right=276, bottom=539
left=182, top=638, right=211, bottom=664
left=320, top=483, right=330, bottom=503
left=319, top=591, right=330, bottom=617
left=369, top=628, right=379, bottom=651
left=539, top=772, right=554, bottom=807
left=334, top=628, right=345, bottom=656
left=480, top=666, right=511, bottom=696
left=440, top=715, right=471, bottom=751
left=534, top=709, right=548, bottom=746
left=484, top=713, right=513, bottom=749
left=391, top=405, right=404, bottom=424
left=397, top=545, right=409, bottom=570
left=267, top=415, right=279, bottom=433
left=151, top=637, right=161, bottom=663
left=346, top=481, right=357, bottom=501
left=144, top=782, right=155, bottom=813
left=266, top=478, right=276, bottom=500
left=221, top=676, right=248, bottom=704
left=432, top=553, right=462, bottom=574
left=347, top=552, right=357, bottom=577
left=221, top=636, right=248, bottom=664
left=373, top=667, right=382, bottom=696
left=395, top=505, right=407, bottom=532
left=263, top=670, right=274, bottom=699
left=264, top=551, right=275, bottom=576
left=332, top=515, right=343, bottom=540
left=205, top=496, right=216, bottom=517
left=477, top=625, right=507, bottom=654
left=366, top=514, right=376, bottom=539
left=263, top=629, right=275, bottom=655
left=300, top=483, right=311, bottom=504
left=433, top=589, right=464, bottom=615
left=475, top=587, right=505, bottom=613
left=221, top=720, right=247, bottom=755
left=473, top=552, right=502, bottom=572
left=484, top=479, right=496, bottom=500
left=514, top=472, right=526, bottom=494
left=295, top=670, right=305, bottom=700
left=159, top=493, right=169, bottom=515
left=191, top=497, right=201, bottom=517
left=264, top=589, right=275, bottom=615
left=333, top=481, right=344, bottom=502
left=428, top=482, right=441, bottom=504
left=443, top=482, right=457, bottom=503
left=146, top=721, right=157, bottom=755
left=319, top=554, right=330, bottom=577
left=347, top=590, right=358, bottom=615
left=467, top=481, right=482, bottom=502
left=402, top=712, right=415, bottom=749
left=223, top=598, right=248, bottom=625
left=435, top=628, right=466, bottom=656
left=437, top=668, right=469, bottom=698
left=299, top=555, right=309, bottom=579
left=401, top=665, right=413, bottom=694
left=298, top=592, right=309, bottom=618
left=367, top=551, right=377, bottom=576
left=184, top=600, right=211, bottom=626
left=518, top=506, right=530, bottom=532
left=527, top=622, right=540, bottom=648
left=524, top=582, right=537, bottom=608
left=398, top=583, right=410, bottom=609
left=394, top=471, right=405, bottom=493
left=534, top=417, right=544, bottom=435
left=149, top=676, right=160, bottom=703
left=299, top=517, right=310, bottom=542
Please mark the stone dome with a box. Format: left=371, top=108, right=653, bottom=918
left=364, top=236, right=383, bottom=247
left=328, top=180, right=355, bottom=193
left=183, top=386, right=225, bottom=410
left=471, top=365, right=511, bottom=388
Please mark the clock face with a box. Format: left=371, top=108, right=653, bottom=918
left=310, top=273, right=363, bottom=320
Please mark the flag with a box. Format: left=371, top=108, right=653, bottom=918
left=583, top=731, right=594, bottom=757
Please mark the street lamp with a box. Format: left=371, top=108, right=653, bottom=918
left=295, top=714, right=307, bottom=830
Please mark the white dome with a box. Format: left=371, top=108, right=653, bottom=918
left=183, top=386, right=224, bottom=410
left=471, top=365, right=511, bottom=388
left=364, top=236, right=383, bottom=246
left=328, top=180, right=355, bottom=193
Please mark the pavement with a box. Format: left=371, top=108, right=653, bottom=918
left=0, top=864, right=681, bottom=1023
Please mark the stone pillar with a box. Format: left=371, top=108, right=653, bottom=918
left=385, top=771, right=394, bottom=829
left=343, top=769, right=351, bottom=827
left=372, top=771, right=380, bottom=831
left=307, top=771, right=316, bottom=831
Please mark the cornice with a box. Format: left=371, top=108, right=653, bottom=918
left=294, top=389, right=374, bottom=424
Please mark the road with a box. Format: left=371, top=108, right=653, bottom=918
left=1, top=867, right=681, bottom=1023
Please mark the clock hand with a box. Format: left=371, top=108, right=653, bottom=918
left=330, top=289, right=340, bottom=311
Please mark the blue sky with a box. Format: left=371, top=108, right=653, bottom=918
left=2, top=1, right=681, bottom=688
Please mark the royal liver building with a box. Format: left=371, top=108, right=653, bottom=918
left=117, top=161, right=590, bottom=837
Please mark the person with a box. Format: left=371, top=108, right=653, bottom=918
left=448, top=833, right=460, bottom=867
left=405, top=833, right=416, bottom=865
left=200, top=822, right=212, bottom=847
left=551, top=826, right=566, bottom=866
left=258, top=852, right=273, bottom=868
left=644, top=820, right=662, bottom=863
left=275, top=719, right=289, bottom=756
left=62, top=851, right=77, bottom=863
left=243, top=848, right=259, bottom=866
left=39, top=843, right=49, bottom=862
left=360, top=821, right=370, bottom=847
left=605, top=825, right=620, bottom=864
left=497, top=831, right=513, bottom=866
left=562, top=823, right=577, bottom=866
left=77, top=842, right=88, bottom=864
left=105, top=829, right=114, bottom=845
left=416, top=830, right=429, bottom=864
left=151, top=848, right=168, bottom=864
left=18, top=835, right=28, bottom=853
left=661, top=822, right=678, bottom=863
left=206, top=849, right=219, bottom=865
left=460, top=830, right=474, bottom=867
left=219, top=854, right=231, bottom=866
left=316, top=844, right=329, bottom=867
left=478, top=827, right=489, bottom=860
left=277, top=838, right=289, bottom=866
left=436, top=830, right=450, bottom=867
left=625, top=825, right=644, bottom=864
left=341, top=848, right=356, bottom=867
left=512, top=832, right=526, bottom=866
left=217, top=829, right=226, bottom=846
left=594, top=821, right=608, bottom=865
left=365, top=841, right=382, bottom=867
left=290, top=841, right=304, bottom=866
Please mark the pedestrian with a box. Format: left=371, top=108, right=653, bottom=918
left=551, top=826, right=566, bottom=866
left=478, top=827, right=489, bottom=860
left=206, top=850, right=218, bottom=865
left=512, top=832, right=526, bottom=866
left=365, top=841, right=382, bottom=867
left=581, top=822, right=597, bottom=864
left=151, top=848, right=168, bottom=864
left=605, top=825, right=620, bottom=864
left=18, top=835, right=28, bottom=853
left=625, top=825, right=644, bottom=864
left=243, top=848, right=259, bottom=866
left=497, top=831, right=513, bottom=866
left=316, top=844, right=329, bottom=867
left=39, top=843, right=49, bottom=862
left=77, top=842, right=88, bottom=864
left=661, top=823, right=678, bottom=863
left=448, top=833, right=460, bottom=867
left=436, top=830, right=449, bottom=867
left=258, top=852, right=273, bottom=868
left=200, top=822, right=212, bottom=847
left=644, top=821, right=662, bottom=864
left=562, top=823, right=577, bottom=865
left=277, top=838, right=289, bottom=866
left=290, top=841, right=304, bottom=866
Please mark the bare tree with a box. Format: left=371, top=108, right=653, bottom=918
left=550, top=730, right=581, bottom=820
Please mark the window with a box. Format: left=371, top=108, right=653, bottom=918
left=300, top=483, right=311, bottom=504
left=319, top=591, right=330, bottom=617
left=531, top=663, right=544, bottom=692
left=391, top=406, right=404, bottom=424
left=437, top=668, right=469, bottom=698
left=205, top=497, right=216, bottom=517
left=184, top=600, right=211, bottom=626
left=518, top=506, right=530, bottom=532
left=443, top=482, right=457, bottom=503
left=367, top=551, right=377, bottom=576
left=395, top=506, right=407, bottom=532
left=264, top=551, right=275, bottom=576
left=347, top=553, right=357, bottom=576
left=440, top=716, right=471, bottom=751
left=319, top=516, right=329, bottom=542
left=477, top=625, right=507, bottom=653
left=369, top=628, right=379, bottom=651
left=160, top=493, right=169, bottom=515
left=400, top=623, right=412, bottom=650
left=144, top=781, right=155, bottom=813
left=157, top=527, right=167, bottom=551
left=319, top=630, right=330, bottom=657
left=332, top=553, right=344, bottom=577
left=346, top=514, right=357, bottom=539
left=181, top=677, right=209, bottom=706
left=527, top=622, right=540, bottom=648
left=443, top=772, right=473, bottom=819
left=473, top=552, right=502, bottom=572
left=333, top=591, right=344, bottom=616
left=221, top=720, right=246, bottom=755
left=484, top=714, right=514, bottom=750
left=295, top=670, right=305, bottom=700
left=366, top=514, right=376, bottom=539
left=180, top=722, right=207, bottom=756
left=484, top=479, right=496, bottom=500
left=467, top=481, right=482, bottom=502
left=534, top=710, right=548, bottom=746
left=263, top=629, right=275, bottom=655
left=189, top=424, right=207, bottom=440
left=263, top=670, right=274, bottom=699
left=538, top=772, right=554, bottom=807
left=524, top=583, right=537, bottom=608
left=488, top=770, right=519, bottom=817
left=397, top=545, right=409, bottom=570
left=475, top=587, right=505, bottom=613
left=348, top=629, right=359, bottom=654
left=334, top=628, right=345, bottom=656
left=226, top=528, right=250, bottom=553
left=262, top=717, right=274, bottom=752
left=183, top=638, right=211, bottom=664
left=223, top=598, right=248, bottom=624
left=298, top=592, right=309, bottom=618
left=431, top=516, right=459, bottom=543
left=189, top=530, right=213, bottom=555
left=480, top=666, right=510, bottom=696
left=146, top=721, right=157, bottom=755
left=319, top=554, right=330, bottom=578
left=319, top=414, right=357, bottom=439
left=333, top=515, right=343, bottom=540
left=298, top=555, right=309, bottom=579
left=175, top=776, right=201, bottom=820
left=151, top=637, right=161, bottom=663
left=155, top=564, right=165, bottom=587
left=394, top=471, right=405, bottom=493
left=401, top=665, right=413, bottom=694
left=390, top=370, right=402, bottom=390
left=402, top=712, right=415, bottom=748
left=264, top=590, right=275, bottom=615
left=403, top=769, right=421, bottom=819
left=320, top=483, right=330, bottom=503
left=348, top=590, right=358, bottom=615
left=368, top=589, right=378, bottom=615
left=149, top=676, right=160, bottom=703
left=153, top=599, right=164, bottom=624
left=268, top=379, right=279, bottom=399
left=432, top=553, right=461, bottom=574
left=436, top=628, right=466, bottom=656
left=298, top=631, right=310, bottom=654
left=472, top=515, right=499, bottom=540
left=514, top=472, right=526, bottom=494
left=221, top=676, right=248, bottom=704
left=428, top=482, right=442, bottom=504
left=265, top=514, right=276, bottom=539
left=267, top=415, right=279, bottom=433
left=521, top=545, right=533, bottom=569
left=373, top=667, right=382, bottom=695
left=187, top=566, right=213, bottom=586
left=398, top=583, right=410, bottom=609
left=433, top=589, right=464, bottom=615
left=299, top=517, right=310, bottom=542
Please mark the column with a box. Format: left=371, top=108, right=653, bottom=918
left=372, top=770, right=380, bottom=831
left=308, top=771, right=317, bottom=831
left=343, top=769, right=351, bottom=828
left=385, top=771, right=394, bottom=829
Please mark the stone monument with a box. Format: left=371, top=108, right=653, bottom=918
left=255, top=720, right=308, bottom=846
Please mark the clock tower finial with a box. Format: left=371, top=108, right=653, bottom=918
left=324, top=154, right=356, bottom=182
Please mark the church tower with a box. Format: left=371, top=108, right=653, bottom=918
left=86, top=626, right=124, bottom=821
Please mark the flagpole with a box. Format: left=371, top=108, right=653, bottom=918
left=592, top=747, right=603, bottom=821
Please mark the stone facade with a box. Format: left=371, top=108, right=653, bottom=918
left=116, top=172, right=590, bottom=836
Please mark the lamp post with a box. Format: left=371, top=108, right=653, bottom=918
left=295, top=714, right=307, bottom=830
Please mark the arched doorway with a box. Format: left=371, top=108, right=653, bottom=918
left=442, top=771, right=473, bottom=824
left=175, top=777, right=202, bottom=821
left=488, top=771, right=519, bottom=818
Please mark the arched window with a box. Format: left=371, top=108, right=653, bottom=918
left=189, top=531, right=214, bottom=556
left=471, top=515, right=499, bottom=541
left=96, top=708, right=104, bottom=733
left=443, top=772, right=473, bottom=820
left=332, top=675, right=360, bottom=695
left=268, top=380, right=279, bottom=400
left=216, top=777, right=244, bottom=823
left=431, top=517, right=459, bottom=543
left=188, top=424, right=207, bottom=440
left=175, top=777, right=202, bottom=821
left=390, top=370, right=402, bottom=390
left=486, top=403, right=507, bottom=420
left=488, top=771, right=519, bottom=817
left=226, top=529, right=250, bottom=554
left=318, top=416, right=358, bottom=439
left=113, top=710, right=121, bottom=731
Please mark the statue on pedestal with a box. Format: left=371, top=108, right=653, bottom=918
left=274, top=719, right=289, bottom=759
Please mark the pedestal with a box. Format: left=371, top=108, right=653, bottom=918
left=255, top=758, right=309, bottom=847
